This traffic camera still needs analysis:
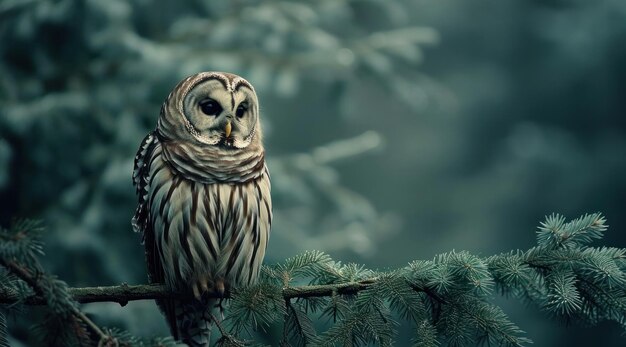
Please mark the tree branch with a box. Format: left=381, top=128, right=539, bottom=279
left=0, top=283, right=174, bottom=306
left=0, top=214, right=620, bottom=346
left=0, top=279, right=392, bottom=306
left=0, top=258, right=109, bottom=342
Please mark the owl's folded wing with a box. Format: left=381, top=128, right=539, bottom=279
left=131, top=131, right=180, bottom=338
left=132, top=131, right=157, bottom=236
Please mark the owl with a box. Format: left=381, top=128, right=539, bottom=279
left=131, top=72, right=272, bottom=346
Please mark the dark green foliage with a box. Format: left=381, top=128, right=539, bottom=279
left=0, top=221, right=178, bottom=347
left=0, top=220, right=90, bottom=346
left=412, top=318, right=439, bottom=347
left=265, top=250, right=334, bottom=286
left=229, top=213, right=622, bottom=346
left=192, top=216, right=590, bottom=346
left=1, top=0, right=625, bottom=345
left=2, top=214, right=626, bottom=345
left=282, top=301, right=316, bottom=346
left=316, top=262, right=375, bottom=285
left=0, top=309, right=8, bottom=347
left=376, top=272, right=426, bottom=321
left=228, top=282, right=286, bottom=335
left=106, top=329, right=178, bottom=347
left=0, top=219, right=44, bottom=267
left=31, top=313, right=90, bottom=347
left=536, top=213, right=607, bottom=250
left=0, top=269, right=32, bottom=307
left=319, top=294, right=351, bottom=323
left=214, top=336, right=250, bottom=347
left=488, top=213, right=626, bottom=331
left=38, top=273, right=79, bottom=316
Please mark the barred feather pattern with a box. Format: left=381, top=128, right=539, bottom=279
left=148, top=140, right=271, bottom=290
left=132, top=72, right=271, bottom=346
left=137, top=139, right=271, bottom=345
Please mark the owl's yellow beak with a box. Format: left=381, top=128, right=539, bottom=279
left=225, top=121, right=232, bottom=138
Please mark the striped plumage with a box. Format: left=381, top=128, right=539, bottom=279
left=132, top=72, right=271, bottom=346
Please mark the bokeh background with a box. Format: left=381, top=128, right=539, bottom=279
left=1, top=0, right=625, bottom=345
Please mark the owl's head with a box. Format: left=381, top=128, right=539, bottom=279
left=158, top=72, right=261, bottom=149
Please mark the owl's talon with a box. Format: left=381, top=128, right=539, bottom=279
left=200, top=277, right=209, bottom=293
left=192, top=277, right=211, bottom=300
left=192, top=283, right=201, bottom=300
left=217, top=299, right=226, bottom=320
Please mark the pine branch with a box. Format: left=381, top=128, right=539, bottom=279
left=0, top=309, right=8, bottom=347
left=2, top=213, right=624, bottom=346
left=0, top=283, right=176, bottom=305
left=0, top=281, right=384, bottom=305
left=0, top=258, right=110, bottom=342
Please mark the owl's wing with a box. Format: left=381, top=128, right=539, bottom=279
left=132, top=131, right=157, bottom=237
left=131, top=132, right=180, bottom=338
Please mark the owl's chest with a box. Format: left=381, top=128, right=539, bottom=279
left=147, top=148, right=272, bottom=286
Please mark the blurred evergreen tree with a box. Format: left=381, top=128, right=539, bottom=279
left=1, top=0, right=624, bottom=345
left=0, top=0, right=436, bottom=344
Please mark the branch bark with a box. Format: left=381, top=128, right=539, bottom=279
left=0, top=279, right=384, bottom=306
left=0, top=283, right=174, bottom=306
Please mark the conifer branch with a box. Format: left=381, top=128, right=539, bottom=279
left=0, top=258, right=109, bottom=342
left=0, top=278, right=446, bottom=308
left=0, top=280, right=381, bottom=305
left=0, top=283, right=175, bottom=306
left=1, top=213, right=624, bottom=346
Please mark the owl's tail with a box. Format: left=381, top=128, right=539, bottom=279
left=175, top=298, right=218, bottom=347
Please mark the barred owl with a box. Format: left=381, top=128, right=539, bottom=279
left=131, top=72, right=272, bottom=346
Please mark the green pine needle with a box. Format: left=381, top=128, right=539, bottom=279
left=0, top=309, right=9, bottom=347
left=0, top=219, right=44, bottom=268
left=413, top=319, right=439, bottom=347
left=320, top=293, right=351, bottom=323
left=545, top=269, right=582, bottom=315
left=3, top=213, right=626, bottom=346
left=537, top=213, right=607, bottom=250
left=106, top=328, right=179, bottom=347
left=283, top=301, right=317, bottom=346
left=228, top=282, right=286, bottom=335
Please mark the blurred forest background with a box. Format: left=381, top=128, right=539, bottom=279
left=1, top=0, right=625, bottom=345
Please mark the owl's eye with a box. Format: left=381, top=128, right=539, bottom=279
left=199, top=99, right=222, bottom=116
left=236, top=103, right=248, bottom=118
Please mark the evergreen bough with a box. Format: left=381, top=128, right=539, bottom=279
left=1, top=212, right=624, bottom=346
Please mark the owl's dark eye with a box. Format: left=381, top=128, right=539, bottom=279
left=236, top=103, right=248, bottom=118
left=199, top=99, right=222, bottom=116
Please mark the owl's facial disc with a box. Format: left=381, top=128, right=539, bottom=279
left=182, top=77, right=258, bottom=149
